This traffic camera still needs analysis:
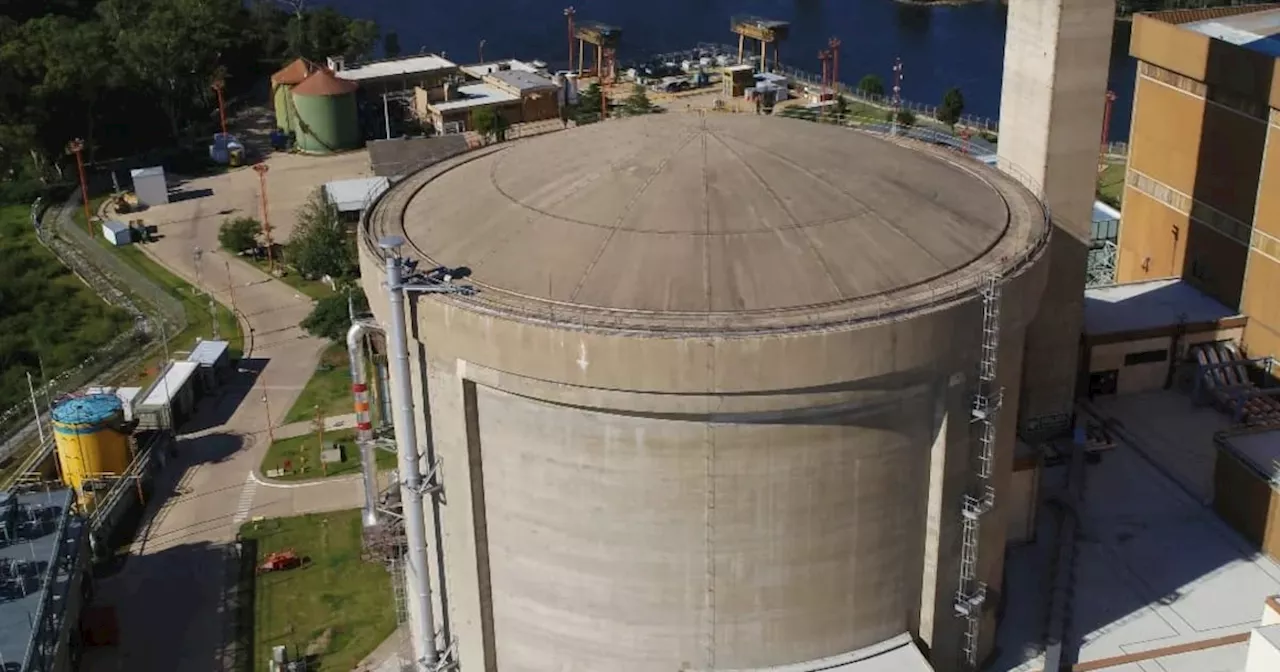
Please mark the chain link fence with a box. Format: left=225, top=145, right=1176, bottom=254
left=0, top=190, right=190, bottom=466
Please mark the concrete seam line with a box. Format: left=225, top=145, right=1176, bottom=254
left=1030, top=632, right=1251, bottom=672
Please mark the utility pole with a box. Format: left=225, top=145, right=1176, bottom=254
left=67, top=139, right=93, bottom=237
left=252, top=163, right=275, bottom=273
left=27, top=372, right=44, bottom=444
left=828, top=38, right=842, bottom=96
left=315, top=405, right=326, bottom=476
left=564, top=7, right=576, bottom=71
left=382, top=93, right=392, bottom=140
left=193, top=247, right=218, bottom=340
left=225, top=260, right=238, bottom=318
left=891, top=57, right=905, bottom=135
left=212, top=78, right=228, bottom=138
left=261, top=372, right=275, bottom=443
left=1100, top=90, right=1117, bottom=174
left=818, top=50, right=831, bottom=118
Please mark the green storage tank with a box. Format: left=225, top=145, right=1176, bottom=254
left=270, top=58, right=314, bottom=133
left=290, top=69, right=361, bottom=154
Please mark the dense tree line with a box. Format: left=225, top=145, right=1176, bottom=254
left=0, top=0, right=378, bottom=199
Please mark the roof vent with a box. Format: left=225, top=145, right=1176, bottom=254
left=327, top=56, right=346, bottom=72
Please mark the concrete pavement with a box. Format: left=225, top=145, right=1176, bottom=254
left=81, top=149, right=374, bottom=671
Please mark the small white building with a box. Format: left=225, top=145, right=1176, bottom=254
left=100, top=220, right=132, bottom=246
left=323, top=177, right=390, bottom=220
left=130, top=166, right=169, bottom=207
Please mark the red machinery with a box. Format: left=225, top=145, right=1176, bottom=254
left=258, top=549, right=304, bottom=574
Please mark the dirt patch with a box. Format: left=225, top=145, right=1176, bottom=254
left=305, top=626, right=334, bottom=657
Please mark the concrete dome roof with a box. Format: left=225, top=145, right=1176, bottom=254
left=394, top=114, right=1045, bottom=332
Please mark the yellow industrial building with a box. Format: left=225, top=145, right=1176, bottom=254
left=1116, top=5, right=1280, bottom=360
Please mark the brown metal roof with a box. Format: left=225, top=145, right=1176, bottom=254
left=270, top=58, right=315, bottom=86
left=396, top=114, right=1045, bottom=325
left=1145, top=3, right=1277, bottom=25
left=292, top=69, right=359, bottom=97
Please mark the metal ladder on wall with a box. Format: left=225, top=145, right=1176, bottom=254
left=955, top=273, right=1004, bottom=669
left=388, top=550, right=412, bottom=670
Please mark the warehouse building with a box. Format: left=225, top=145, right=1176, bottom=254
left=1083, top=278, right=1245, bottom=397
left=1115, top=5, right=1280, bottom=361
left=330, top=53, right=459, bottom=96
left=417, top=68, right=560, bottom=134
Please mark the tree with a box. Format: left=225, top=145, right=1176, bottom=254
left=383, top=31, right=401, bottom=58
left=100, top=0, right=242, bottom=140
left=218, top=217, right=261, bottom=254
left=622, top=84, right=655, bottom=116
left=284, top=5, right=378, bottom=62
left=886, top=109, right=916, bottom=127
left=287, top=188, right=355, bottom=280
left=301, top=287, right=368, bottom=342
left=938, top=87, right=966, bottom=127
left=857, top=74, right=886, bottom=97
left=832, top=95, right=850, bottom=119
left=470, top=107, right=508, bottom=143
left=575, top=82, right=605, bottom=125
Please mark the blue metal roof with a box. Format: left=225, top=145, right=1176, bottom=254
left=50, top=393, right=122, bottom=426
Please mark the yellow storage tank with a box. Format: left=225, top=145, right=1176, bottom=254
left=52, top=393, right=132, bottom=499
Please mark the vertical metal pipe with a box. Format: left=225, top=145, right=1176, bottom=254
left=376, top=358, right=393, bottom=427
left=383, top=93, right=392, bottom=140
left=384, top=248, right=438, bottom=668
left=347, top=321, right=381, bottom=528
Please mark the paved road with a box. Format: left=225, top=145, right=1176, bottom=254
left=81, top=152, right=371, bottom=672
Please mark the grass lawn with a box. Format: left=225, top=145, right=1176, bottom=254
left=261, top=428, right=397, bottom=481
left=240, top=510, right=396, bottom=671
left=1097, top=161, right=1126, bottom=207
left=284, top=343, right=352, bottom=424
left=246, top=257, right=336, bottom=300
left=0, top=204, right=134, bottom=414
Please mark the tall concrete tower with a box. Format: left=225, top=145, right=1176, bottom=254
left=998, top=0, right=1116, bottom=438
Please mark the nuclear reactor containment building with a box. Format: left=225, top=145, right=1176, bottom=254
left=360, top=112, right=1051, bottom=671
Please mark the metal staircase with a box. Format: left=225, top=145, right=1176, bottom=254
left=955, top=273, right=1004, bottom=669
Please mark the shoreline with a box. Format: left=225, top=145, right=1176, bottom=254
left=893, top=0, right=983, bottom=6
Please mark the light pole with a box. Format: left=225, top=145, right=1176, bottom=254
left=212, top=78, right=228, bottom=138
left=478, top=39, right=486, bottom=63
left=564, top=7, right=576, bottom=71
left=261, top=372, right=275, bottom=443
left=828, top=37, right=842, bottom=96
left=252, top=163, right=275, bottom=273
left=67, top=139, right=92, bottom=237
left=1100, top=89, right=1117, bottom=173
left=891, top=57, right=905, bottom=135
left=225, top=260, right=238, bottom=318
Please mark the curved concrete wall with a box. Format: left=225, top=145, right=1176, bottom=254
left=358, top=134, right=1051, bottom=671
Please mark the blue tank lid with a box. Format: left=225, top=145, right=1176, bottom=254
left=51, top=393, right=123, bottom=426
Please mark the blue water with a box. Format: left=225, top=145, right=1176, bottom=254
left=319, top=0, right=1138, bottom=140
